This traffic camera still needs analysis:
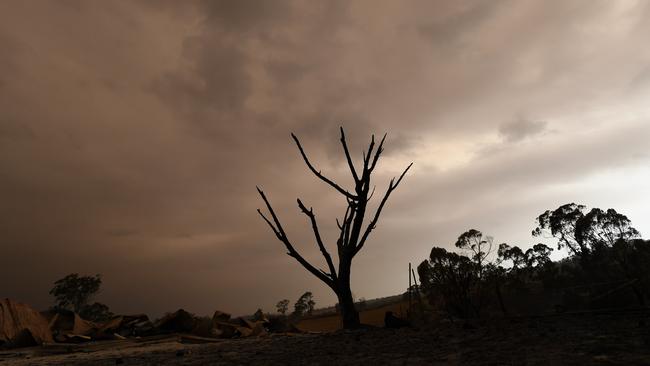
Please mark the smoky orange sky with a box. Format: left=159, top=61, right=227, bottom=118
left=1, top=1, right=650, bottom=317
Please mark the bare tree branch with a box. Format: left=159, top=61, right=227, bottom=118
left=336, top=203, right=352, bottom=251
left=339, top=127, right=360, bottom=183
left=354, top=162, right=413, bottom=255
left=343, top=201, right=355, bottom=249
left=362, top=135, right=376, bottom=174
left=257, top=209, right=282, bottom=240
left=367, top=186, right=376, bottom=201
left=256, top=187, right=335, bottom=288
left=256, top=187, right=288, bottom=239
left=340, top=134, right=385, bottom=250
left=336, top=203, right=351, bottom=231
left=369, top=133, right=387, bottom=173
left=291, top=133, right=357, bottom=200
left=297, top=198, right=338, bottom=280
left=346, top=199, right=367, bottom=252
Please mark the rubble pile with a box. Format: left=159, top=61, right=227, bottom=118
left=1, top=299, right=299, bottom=350
left=156, top=309, right=195, bottom=334
left=96, top=314, right=153, bottom=338
left=46, top=309, right=100, bottom=342
left=0, top=299, right=53, bottom=348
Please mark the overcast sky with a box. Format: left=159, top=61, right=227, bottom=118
left=1, top=0, right=649, bottom=317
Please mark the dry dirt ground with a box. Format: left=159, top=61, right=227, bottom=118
left=2, top=310, right=650, bottom=365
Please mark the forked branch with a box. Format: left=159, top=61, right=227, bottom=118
left=354, top=162, right=413, bottom=255
left=369, top=133, right=387, bottom=173
left=291, top=133, right=357, bottom=200
left=297, top=198, right=338, bottom=280
left=256, top=187, right=335, bottom=287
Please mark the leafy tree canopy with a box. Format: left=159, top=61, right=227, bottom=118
left=49, top=273, right=112, bottom=321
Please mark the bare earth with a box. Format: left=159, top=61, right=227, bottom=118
left=2, top=310, right=650, bottom=365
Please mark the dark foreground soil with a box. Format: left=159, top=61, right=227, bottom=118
left=2, top=309, right=650, bottom=365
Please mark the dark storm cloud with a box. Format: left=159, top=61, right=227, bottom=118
left=1, top=0, right=649, bottom=317
left=499, top=118, right=548, bottom=142
left=417, top=0, right=506, bottom=47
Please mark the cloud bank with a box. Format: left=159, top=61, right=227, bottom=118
left=1, top=0, right=649, bottom=316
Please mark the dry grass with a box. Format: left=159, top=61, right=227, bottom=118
left=297, top=300, right=410, bottom=331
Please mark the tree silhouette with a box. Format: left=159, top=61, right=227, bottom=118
left=50, top=273, right=102, bottom=313
left=276, top=299, right=290, bottom=315
left=417, top=247, right=479, bottom=318
left=293, top=291, right=316, bottom=317
left=455, top=229, right=494, bottom=279
left=534, top=203, right=646, bottom=305
left=257, top=127, right=412, bottom=329
left=498, top=243, right=552, bottom=272
left=49, top=273, right=113, bottom=321
left=533, top=203, right=640, bottom=257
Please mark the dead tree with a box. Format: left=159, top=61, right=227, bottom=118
left=257, top=127, right=412, bottom=329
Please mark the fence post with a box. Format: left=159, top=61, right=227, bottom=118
left=408, top=262, right=413, bottom=317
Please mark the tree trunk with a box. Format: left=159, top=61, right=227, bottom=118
left=337, top=285, right=360, bottom=329
left=336, top=259, right=360, bottom=329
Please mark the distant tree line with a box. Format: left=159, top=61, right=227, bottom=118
left=276, top=291, right=315, bottom=317
left=418, top=203, right=650, bottom=318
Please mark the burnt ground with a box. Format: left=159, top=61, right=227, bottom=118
left=2, top=309, right=650, bottom=365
